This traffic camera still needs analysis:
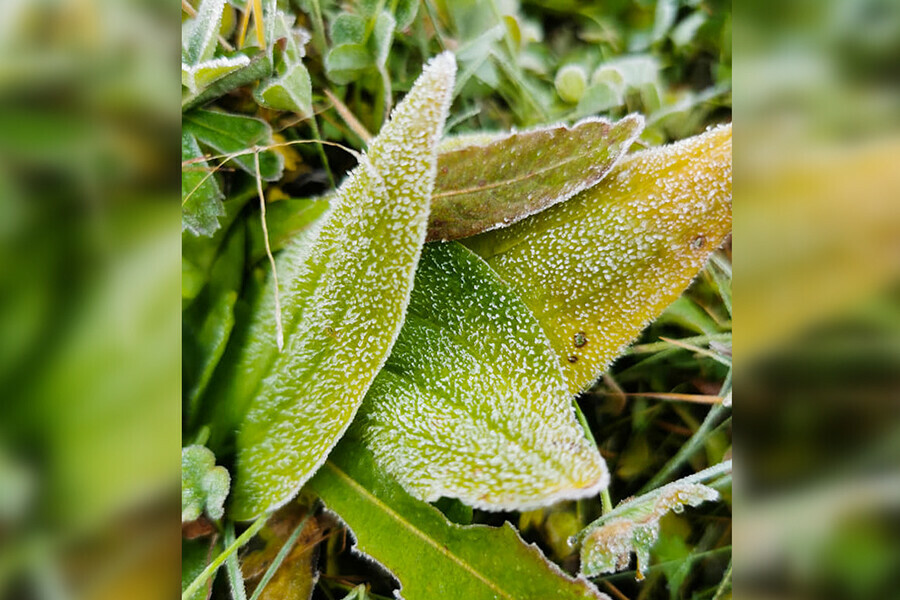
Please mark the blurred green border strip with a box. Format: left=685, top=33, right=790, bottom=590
left=0, top=1, right=181, bottom=599
left=734, top=0, right=900, bottom=598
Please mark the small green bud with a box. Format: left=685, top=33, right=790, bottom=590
left=555, top=65, right=587, bottom=104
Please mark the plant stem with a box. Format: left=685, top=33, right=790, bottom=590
left=712, top=559, right=733, bottom=600
left=307, top=0, right=328, bottom=58
left=308, top=116, right=336, bottom=189
left=600, top=489, right=613, bottom=515
left=181, top=515, right=267, bottom=600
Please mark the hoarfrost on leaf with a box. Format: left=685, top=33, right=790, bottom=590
left=579, top=481, right=720, bottom=579
left=465, top=124, right=733, bottom=393
left=182, top=445, right=231, bottom=522
left=358, top=242, right=609, bottom=511
left=224, top=52, right=457, bottom=520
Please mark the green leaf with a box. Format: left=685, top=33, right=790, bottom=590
left=183, top=55, right=252, bottom=95
left=330, top=13, right=366, bottom=45
left=183, top=223, right=245, bottom=421
left=428, top=115, right=644, bottom=241
left=577, top=481, right=720, bottom=579
left=183, top=186, right=256, bottom=304
left=184, top=0, right=227, bottom=65
left=225, top=53, right=457, bottom=520
left=183, top=50, right=273, bottom=112
left=246, top=198, right=330, bottom=265
left=183, top=109, right=283, bottom=181
left=325, top=43, right=374, bottom=85
left=465, top=124, right=733, bottom=393
left=394, top=0, right=418, bottom=30
left=358, top=242, right=608, bottom=510
left=182, top=445, right=231, bottom=522
left=307, top=440, right=610, bottom=600
left=254, top=62, right=312, bottom=115
left=371, top=11, right=395, bottom=68
left=182, top=131, right=225, bottom=237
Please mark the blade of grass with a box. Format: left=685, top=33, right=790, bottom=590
left=224, top=521, right=249, bottom=600
left=247, top=515, right=311, bottom=600
left=639, top=370, right=732, bottom=493
left=628, top=333, right=731, bottom=355
left=659, top=337, right=731, bottom=367
left=182, top=514, right=267, bottom=600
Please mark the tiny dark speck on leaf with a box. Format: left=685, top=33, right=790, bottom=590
left=567, top=355, right=579, bottom=363
left=573, top=332, right=587, bottom=347
left=691, top=235, right=706, bottom=249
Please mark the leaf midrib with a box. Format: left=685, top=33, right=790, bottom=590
left=322, top=460, right=515, bottom=600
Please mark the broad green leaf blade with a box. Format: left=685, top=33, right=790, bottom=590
left=227, top=52, right=457, bottom=520
left=182, top=445, right=231, bottom=522
left=427, top=115, right=643, bottom=241
left=359, top=242, right=608, bottom=511
left=183, top=109, right=283, bottom=181
left=182, top=131, right=225, bottom=237
left=307, top=440, right=610, bottom=600
left=184, top=0, right=226, bottom=65
left=465, top=124, right=733, bottom=393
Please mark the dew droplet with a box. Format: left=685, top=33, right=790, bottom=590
left=573, top=332, right=588, bottom=347
left=691, top=234, right=706, bottom=249
left=567, top=355, right=579, bottom=363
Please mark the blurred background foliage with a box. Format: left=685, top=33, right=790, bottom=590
left=179, top=0, right=732, bottom=598
left=3, top=0, right=899, bottom=598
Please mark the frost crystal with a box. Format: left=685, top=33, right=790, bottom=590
left=359, top=242, right=609, bottom=512
left=228, top=53, right=457, bottom=520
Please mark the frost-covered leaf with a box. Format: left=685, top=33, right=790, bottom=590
left=184, top=0, right=227, bottom=65
left=307, top=439, right=611, bottom=600
left=223, top=53, right=457, bottom=520
left=577, top=481, right=720, bottom=579
left=182, top=445, right=231, bottom=522
left=358, top=242, right=608, bottom=511
left=254, top=62, right=312, bottom=115
left=182, top=131, right=225, bottom=237
left=183, top=109, right=283, bottom=181
left=465, top=124, right=733, bottom=393
left=253, top=11, right=312, bottom=114
left=183, top=50, right=273, bottom=112
left=428, top=115, right=643, bottom=241
left=183, top=55, right=252, bottom=95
